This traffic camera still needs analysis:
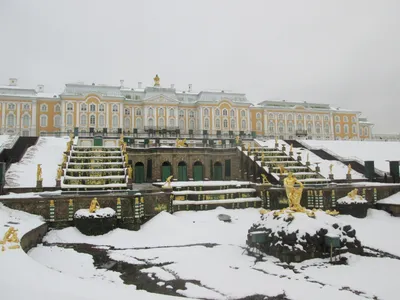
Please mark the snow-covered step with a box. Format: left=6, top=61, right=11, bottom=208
left=61, top=183, right=128, bottom=189
left=66, top=168, right=126, bottom=172
left=172, top=188, right=256, bottom=195
left=173, top=197, right=262, bottom=205
left=64, top=175, right=126, bottom=180
left=67, top=162, right=124, bottom=165
left=71, top=150, right=121, bottom=154
left=69, top=156, right=123, bottom=159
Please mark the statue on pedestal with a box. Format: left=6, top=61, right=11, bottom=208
left=162, top=175, right=173, bottom=189
left=154, top=74, right=160, bottom=87
left=235, top=136, right=240, bottom=145
left=124, top=154, right=129, bottom=164
left=347, top=188, right=362, bottom=200
left=329, top=164, right=334, bottom=175
left=290, top=144, right=293, bottom=152
left=283, top=172, right=304, bottom=212
left=261, top=174, right=270, bottom=185
left=347, top=164, right=352, bottom=175
left=128, top=165, right=133, bottom=179
left=56, top=165, right=63, bottom=180
left=89, top=198, right=100, bottom=213
left=37, top=164, right=43, bottom=182
left=0, top=227, right=20, bottom=251
left=176, top=138, right=187, bottom=147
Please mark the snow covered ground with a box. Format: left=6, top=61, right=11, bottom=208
left=5, top=136, right=69, bottom=188
left=21, top=206, right=400, bottom=300
left=0, top=134, right=15, bottom=150
left=303, top=140, right=400, bottom=173
left=254, top=139, right=364, bottom=180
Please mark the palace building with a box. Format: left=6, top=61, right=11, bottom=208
left=0, top=76, right=373, bottom=140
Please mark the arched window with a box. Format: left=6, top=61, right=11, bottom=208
left=23, top=104, right=30, bottom=110
left=215, top=109, right=220, bottom=116
left=136, top=108, right=142, bottom=116
left=222, top=109, right=228, bottom=116
left=204, top=108, right=209, bottom=116
left=352, top=116, right=356, bottom=123
left=335, top=116, right=340, bottom=122
left=54, top=115, right=61, bottom=128
left=344, top=124, right=349, bottom=134
left=179, top=110, right=184, bottom=117
left=98, top=115, right=105, bottom=127
left=204, top=118, right=209, bottom=129
left=40, top=115, right=48, bottom=127
left=335, top=124, right=340, bottom=133
left=241, top=119, right=246, bottom=130
left=189, top=110, right=195, bottom=118
left=343, top=116, right=349, bottom=122
left=256, top=113, right=261, bottom=119
left=315, top=115, right=320, bottom=121
left=278, top=114, right=283, bottom=120
left=8, top=103, right=16, bottom=110
left=124, top=108, right=130, bottom=115
left=80, top=104, right=87, bottom=111
left=148, top=118, right=154, bottom=127
left=66, top=114, right=73, bottom=126
left=268, top=121, right=275, bottom=133
left=307, top=122, right=312, bottom=133
left=112, top=104, right=118, bottom=112
left=288, top=122, right=293, bottom=133
left=316, top=123, right=321, bottom=134
left=352, top=125, right=356, bottom=134
left=54, top=104, right=61, bottom=112
left=268, top=113, right=274, bottom=119
left=90, top=115, right=96, bottom=126
left=278, top=121, right=284, bottom=133
left=80, top=114, right=87, bottom=126
left=40, top=104, right=48, bottom=112
left=158, top=117, right=165, bottom=127
left=67, top=103, right=73, bottom=111
left=22, top=114, right=30, bottom=127
left=324, top=123, right=330, bottom=134
left=179, top=119, right=184, bottom=130
left=297, top=122, right=303, bottom=130
left=223, top=119, right=228, bottom=128
left=90, top=104, right=96, bottom=112
left=215, top=118, right=221, bottom=129
left=231, top=119, right=236, bottom=129
left=297, top=114, right=302, bottom=120
left=324, top=115, right=329, bottom=121
left=168, top=118, right=174, bottom=127
left=256, top=121, right=262, bottom=131
left=136, top=118, right=142, bottom=129
left=230, top=109, right=235, bottom=117
left=307, top=115, right=312, bottom=121
left=124, top=117, right=130, bottom=128
left=287, top=114, right=293, bottom=121
left=170, top=108, right=175, bottom=117
left=241, top=110, right=246, bottom=117
left=359, top=128, right=363, bottom=136
left=364, top=127, right=369, bottom=136
left=99, top=104, right=105, bottom=112
left=148, top=108, right=154, bottom=117
left=158, top=107, right=164, bottom=116
left=112, top=115, right=118, bottom=128
left=189, top=119, right=195, bottom=129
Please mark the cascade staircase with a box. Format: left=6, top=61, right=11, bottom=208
left=61, top=144, right=128, bottom=191
left=0, top=136, right=38, bottom=170
left=169, top=181, right=262, bottom=211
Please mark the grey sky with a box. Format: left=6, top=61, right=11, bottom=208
left=0, top=0, right=399, bottom=133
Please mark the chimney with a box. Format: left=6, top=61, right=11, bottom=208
left=138, top=82, right=142, bottom=89
left=37, top=84, right=44, bottom=93
left=9, top=78, right=17, bottom=86
left=120, top=79, right=124, bottom=88
left=171, top=84, right=175, bottom=89
left=188, top=84, right=192, bottom=92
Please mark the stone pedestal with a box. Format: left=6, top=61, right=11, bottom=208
left=329, top=174, right=334, bottom=180
left=315, top=166, right=320, bottom=173
left=346, top=174, right=352, bottom=181
left=36, top=180, right=43, bottom=189
left=289, top=151, right=294, bottom=156
left=275, top=143, right=279, bottom=149
left=55, top=179, right=61, bottom=188
left=306, top=161, right=310, bottom=167
left=282, top=145, right=286, bottom=152
left=297, top=155, right=302, bottom=162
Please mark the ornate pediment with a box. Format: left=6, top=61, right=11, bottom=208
left=143, top=94, right=180, bottom=104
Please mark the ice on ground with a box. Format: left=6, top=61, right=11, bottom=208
left=5, top=136, right=70, bottom=188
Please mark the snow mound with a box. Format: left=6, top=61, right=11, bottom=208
left=377, top=191, right=400, bottom=205
left=141, top=211, right=182, bottom=232
left=74, top=208, right=116, bottom=219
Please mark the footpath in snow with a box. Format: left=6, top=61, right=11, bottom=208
left=5, top=136, right=69, bottom=188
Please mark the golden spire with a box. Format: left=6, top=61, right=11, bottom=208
left=154, top=74, right=160, bottom=87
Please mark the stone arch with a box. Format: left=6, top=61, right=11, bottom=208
left=161, top=161, right=172, bottom=181
left=177, top=161, right=188, bottom=181
left=213, top=161, right=223, bottom=180
left=134, top=162, right=145, bottom=183
left=193, top=161, right=203, bottom=181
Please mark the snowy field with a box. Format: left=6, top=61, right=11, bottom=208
left=254, top=139, right=364, bottom=180
left=0, top=204, right=395, bottom=299
left=0, top=134, right=14, bottom=149
left=303, top=140, right=400, bottom=173
left=5, top=136, right=69, bottom=188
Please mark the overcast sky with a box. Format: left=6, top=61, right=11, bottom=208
left=0, top=0, right=399, bottom=133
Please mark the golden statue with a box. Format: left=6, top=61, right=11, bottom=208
left=89, top=198, right=100, bottom=213
left=247, top=144, right=250, bottom=153
left=63, top=153, right=67, bottom=164
left=261, top=152, right=265, bottom=162
left=162, top=175, right=173, bottom=189
left=290, top=144, right=293, bottom=152
left=347, top=188, right=362, bottom=200
left=283, top=172, right=304, bottom=212
left=66, top=141, right=71, bottom=152
left=69, top=132, right=74, bottom=141
left=0, top=227, right=20, bottom=251
left=235, top=136, right=240, bottom=144
left=279, top=165, right=286, bottom=175
left=56, top=165, right=63, bottom=180
left=275, top=136, right=278, bottom=144
left=261, top=174, right=270, bottom=185
left=124, top=153, right=129, bottom=164
left=347, top=164, right=352, bottom=175
left=119, top=133, right=124, bottom=146
left=176, top=138, right=187, bottom=147
left=329, top=164, right=334, bottom=175
left=127, top=165, right=133, bottom=179
left=36, top=164, right=43, bottom=182
left=154, top=74, right=160, bottom=87
left=122, top=142, right=127, bottom=152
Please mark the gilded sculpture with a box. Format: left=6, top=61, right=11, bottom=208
left=176, top=138, right=187, bottom=148
left=290, top=144, right=293, bottom=152
left=89, top=198, right=100, bottom=213
left=162, top=175, right=173, bottom=189
left=127, top=165, right=133, bottom=179
left=56, top=165, right=63, bottom=180
left=275, top=136, right=278, bottom=144
left=347, top=188, right=362, bottom=200
left=279, top=164, right=286, bottom=175
left=261, top=174, right=270, bottom=185
left=347, top=164, right=352, bottom=175
left=36, top=164, right=43, bottom=182
left=124, top=154, right=129, bottom=164
left=235, top=136, right=240, bottom=145
left=329, top=164, right=334, bottom=175
left=154, top=74, right=160, bottom=86
left=0, top=227, right=20, bottom=251
left=283, top=172, right=304, bottom=212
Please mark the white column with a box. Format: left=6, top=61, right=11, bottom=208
left=264, top=110, right=268, bottom=136
left=119, top=102, right=123, bottom=129
left=185, top=109, right=189, bottom=134
left=330, top=113, right=335, bottom=140
left=199, top=108, right=203, bottom=131
left=105, top=103, right=109, bottom=129
left=61, top=101, right=65, bottom=131
left=247, top=108, right=251, bottom=133
left=76, top=102, right=80, bottom=127
left=16, top=102, right=20, bottom=130
left=31, top=100, right=37, bottom=136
